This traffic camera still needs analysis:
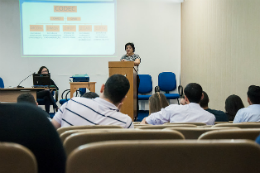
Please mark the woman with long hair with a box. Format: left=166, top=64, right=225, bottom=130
left=225, top=94, right=244, bottom=121
left=149, top=92, right=169, bottom=115
left=37, top=66, right=59, bottom=113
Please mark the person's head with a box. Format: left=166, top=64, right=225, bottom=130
left=149, top=92, right=169, bottom=115
left=100, top=74, right=130, bottom=106
left=17, top=93, right=38, bottom=106
left=225, top=95, right=244, bottom=116
left=247, top=85, right=260, bottom=104
left=81, top=92, right=99, bottom=99
left=184, top=83, right=203, bottom=103
left=125, top=43, right=135, bottom=54
left=200, top=91, right=209, bottom=108
left=38, top=66, right=49, bottom=75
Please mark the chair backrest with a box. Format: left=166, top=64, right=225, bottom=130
left=57, top=125, right=123, bottom=135
left=164, top=127, right=239, bottom=139
left=199, top=129, right=260, bottom=140
left=158, top=72, right=177, bottom=92
left=60, top=129, right=136, bottom=143
left=0, top=142, right=37, bottom=173
left=66, top=140, right=260, bottom=173
left=137, top=124, right=197, bottom=129
left=138, top=74, right=152, bottom=94
left=164, top=122, right=206, bottom=126
left=214, top=123, right=260, bottom=128
left=0, top=77, right=4, bottom=88
left=64, top=130, right=184, bottom=156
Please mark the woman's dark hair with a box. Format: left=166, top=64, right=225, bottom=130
left=225, top=95, right=244, bottom=121
left=38, top=66, right=49, bottom=74
left=149, top=92, right=169, bottom=115
left=125, top=43, right=135, bottom=52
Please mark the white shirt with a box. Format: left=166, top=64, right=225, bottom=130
left=53, top=97, right=134, bottom=129
left=146, top=103, right=216, bottom=125
left=233, top=104, right=260, bottom=123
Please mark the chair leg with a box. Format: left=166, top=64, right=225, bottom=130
left=177, top=98, right=180, bottom=105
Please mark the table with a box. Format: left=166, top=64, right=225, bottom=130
left=0, top=88, right=56, bottom=103
left=70, top=82, right=96, bottom=99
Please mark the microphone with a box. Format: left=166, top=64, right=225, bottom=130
left=17, top=72, right=35, bottom=88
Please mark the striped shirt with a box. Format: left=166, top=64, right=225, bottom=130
left=53, top=97, right=134, bottom=128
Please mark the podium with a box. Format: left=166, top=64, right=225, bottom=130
left=109, top=61, right=137, bottom=120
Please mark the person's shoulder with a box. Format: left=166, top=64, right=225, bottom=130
left=113, top=111, right=132, bottom=122
left=202, top=109, right=216, bottom=118
left=134, top=54, right=140, bottom=58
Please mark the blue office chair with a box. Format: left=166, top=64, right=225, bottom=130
left=0, top=77, right=4, bottom=88
left=158, top=72, right=180, bottom=104
left=59, top=88, right=86, bottom=105
left=138, top=74, right=153, bottom=100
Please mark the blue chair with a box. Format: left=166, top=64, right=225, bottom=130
left=138, top=74, right=152, bottom=100
left=0, top=77, right=4, bottom=88
left=158, top=72, right=180, bottom=104
left=59, top=88, right=86, bottom=105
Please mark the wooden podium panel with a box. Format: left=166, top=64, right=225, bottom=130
left=109, top=62, right=137, bottom=120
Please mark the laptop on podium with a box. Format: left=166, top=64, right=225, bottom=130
left=33, top=74, right=51, bottom=88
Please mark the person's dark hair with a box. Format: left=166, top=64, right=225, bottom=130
left=37, top=66, right=49, bottom=74
left=81, top=92, right=99, bottom=99
left=184, top=83, right=203, bottom=103
left=149, top=92, right=169, bottom=115
left=17, top=93, right=37, bottom=105
left=247, top=85, right=260, bottom=104
left=104, top=74, right=130, bottom=105
left=225, top=94, right=244, bottom=120
left=125, top=43, right=135, bottom=52
left=200, top=91, right=209, bottom=108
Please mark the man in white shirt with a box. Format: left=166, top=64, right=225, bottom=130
left=141, top=83, right=215, bottom=125
left=52, top=74, right=134, bottom=129
left=233, top=85, right=260, bottom=123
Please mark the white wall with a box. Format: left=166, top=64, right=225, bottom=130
left=181, top=0, right=260, bottom=111
left=0, top=0, right=181, bottom=108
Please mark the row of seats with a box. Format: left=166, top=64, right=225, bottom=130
left=60, top=128, right=260, bottom=156
left=2, top=122, right=260, bottom=173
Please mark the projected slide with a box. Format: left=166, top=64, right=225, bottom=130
left=20, top=0, right=116, bottom=56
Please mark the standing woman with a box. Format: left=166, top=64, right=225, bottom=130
left=37, top=66, right=59, bottom=113
left=121, top=43, right=141, bottom=69
left=120, top=43, right=141, bottom=119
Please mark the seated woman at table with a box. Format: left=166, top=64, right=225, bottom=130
left=37, top=66, right=59, bottom=113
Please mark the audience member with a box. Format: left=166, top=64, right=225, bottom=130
left=149, top=92, right=169, bottom=115
left=233, top=85, right=260, bottom=123
left=81, top=92, right=99, bottom=99
left=0, top=103, right=66, bottom=173
left=225, top=94, right=244, bottom=121
left=52, top=74, right=133, bottom=129
left=17, top=93, right=38, bottom=105
left=17, top=93, right=50, bottom=119
left=141, top=83, right=215, bottom=125
left=200, top=91, right=228, bottom=121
